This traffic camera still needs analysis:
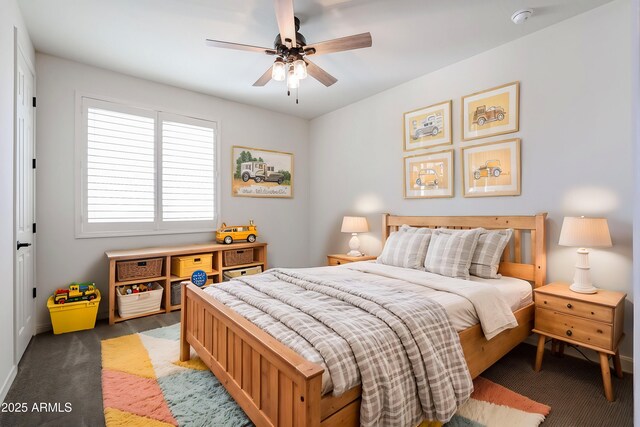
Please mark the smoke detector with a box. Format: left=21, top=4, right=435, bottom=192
left=511, top=9, right=533, bottom=24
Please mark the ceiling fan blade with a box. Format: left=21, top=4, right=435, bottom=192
left=205, top=39, right=276, bottom=55
left=253, top=67, right=273, bottom=87
left=274, top=0, right=296, bottom=47
left=305, top=32, right=372, bottom=56
left=305, top=60, right=337, bottom=87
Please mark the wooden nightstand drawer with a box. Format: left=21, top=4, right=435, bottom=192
left=535, top=308, right=613, bottom=350
left=535, top=293, right=613, bottom=323
left=328, top=257, right=343, bottom=266
left=327, top=254, right=377, bottom=266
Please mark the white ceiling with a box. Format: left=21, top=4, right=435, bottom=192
left=19, top=0, right=612, bottom=119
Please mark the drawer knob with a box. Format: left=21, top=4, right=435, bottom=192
left=543, top=300, right=547, bottom=304
left=566, top=330, right=572, bottom=336
left=336, top=261, right=341, bottom=265
left=566, top=303, right=572, bottom=309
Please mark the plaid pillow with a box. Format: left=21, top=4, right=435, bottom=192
left=470, top=229, right=513, bottom=279
left=377, top=225, right=432, bottom=269
left=424, top=228, right=482, bottom=279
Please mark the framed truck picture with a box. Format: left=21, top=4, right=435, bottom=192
left=232, top=146, right=293, bottom=198
left=404, top=149, right=454, bottom=198
left=461, top=138, right=520, bottom=197
left=461, top=82, right=519, bottom=141
left=403, top=100, right=452, bottom=151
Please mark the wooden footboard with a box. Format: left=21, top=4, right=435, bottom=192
left=181, top=283, right=534, bottom=427
left=181, top=282, right=328, bottom=427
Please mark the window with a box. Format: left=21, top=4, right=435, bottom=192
left=77, top=97, right=218, bottom=237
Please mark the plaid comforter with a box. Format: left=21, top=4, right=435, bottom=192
left=204, top=267, right=473, bottom=426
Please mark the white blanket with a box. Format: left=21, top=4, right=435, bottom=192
left=342, top=262, right=518, bottom=340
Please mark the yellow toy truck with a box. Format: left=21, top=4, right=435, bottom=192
left=54, top=282, right=97, bottom=304
left=216, top=220, right=258, bottom=244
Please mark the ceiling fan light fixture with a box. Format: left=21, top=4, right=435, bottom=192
left=287, top=68, right=299, bottom=89
left=293, top=59, right=307, bottom=80
left=271, top=58, right=286, bottom=81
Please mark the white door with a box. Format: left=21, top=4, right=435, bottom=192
left=15, top=47, right=35, bottom=362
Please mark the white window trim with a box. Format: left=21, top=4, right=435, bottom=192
left=74, top=93, right=221, bottom=239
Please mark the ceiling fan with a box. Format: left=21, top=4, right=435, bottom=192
left=205, top=0, right=372, bottom=102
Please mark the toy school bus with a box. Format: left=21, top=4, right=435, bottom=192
left=54, top=282, right=97, bottom=304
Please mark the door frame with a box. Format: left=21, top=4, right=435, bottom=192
left=13, top=37, right=36, bottom=365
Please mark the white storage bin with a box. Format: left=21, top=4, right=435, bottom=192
left=116, top=282, right=163, bottom=318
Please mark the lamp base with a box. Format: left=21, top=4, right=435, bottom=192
left=568, top=248, right=597, bottom=294
left=569, top=283, right=598, bottom=294
left=347, top=233, right=362, bottom=257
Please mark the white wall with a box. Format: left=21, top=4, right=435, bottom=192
left=309, top=0, right=634, bottom=361
left=35, top=54, right=310, bottom=330
left=0, top=0, right=35, bottom=403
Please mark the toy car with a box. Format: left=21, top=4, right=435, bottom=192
left=216, top=220, right=258, bottom=244
left=473, top=160, right=502, bottom=179
left=54, top=282, right=97, bottom=304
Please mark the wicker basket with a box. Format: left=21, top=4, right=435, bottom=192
left=223, top=248, right=254, bottom=267
left=117, top=258, right=163, bottom=282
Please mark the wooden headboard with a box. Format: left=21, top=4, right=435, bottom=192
left=382, top=213, right=547, bottom=287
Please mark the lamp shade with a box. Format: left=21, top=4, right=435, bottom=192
left=558, top=216, right=612, bottom=248
left=341, top=216, right=369, bottom=233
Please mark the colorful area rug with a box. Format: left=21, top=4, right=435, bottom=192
left=101, top=324, right=549, bottom=427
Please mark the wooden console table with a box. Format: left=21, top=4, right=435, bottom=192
left=105, top=242, right=267, bottom=325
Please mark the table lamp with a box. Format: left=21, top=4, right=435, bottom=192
left=558, top=216, right=612, bottom=294
left=341, top=216, right=369, bottom=257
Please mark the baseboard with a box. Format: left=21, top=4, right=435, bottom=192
left=524, top=335, right=633, bottom=373
left=0, top=364, right=17, bottom=404
left=36, top=322, right=51, bottom=335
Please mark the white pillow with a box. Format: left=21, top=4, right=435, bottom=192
left=470, top=229, right=513, bottom=279
left=377, top=226, right=432, bottom=269
left=424, top=228, right=482, bottom=279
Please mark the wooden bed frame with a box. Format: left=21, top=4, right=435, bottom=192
left=180, top=213, right=547, bottom=427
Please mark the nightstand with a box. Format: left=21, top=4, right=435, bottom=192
left=533, top=282, right=626, bottom=401
left=327, top=254, right=377, bottom=266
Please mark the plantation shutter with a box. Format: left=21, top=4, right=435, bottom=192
left=86, top=106, right=156, bottom=224
left=161, top=115, right=216, bottom=223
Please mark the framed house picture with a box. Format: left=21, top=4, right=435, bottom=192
left=461, top=138, right=520, bottom=197
left=461, top=82, right=519, bottom=141
left=404, top=149, right=454, bottom=199
left=403, top=100, right=452, bottom=151
left=232, top=146, right=293, bottom=198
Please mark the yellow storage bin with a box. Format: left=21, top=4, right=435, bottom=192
left=171, top=253, right=213, bottom=277
left=47, top=290, right=101, bottom=334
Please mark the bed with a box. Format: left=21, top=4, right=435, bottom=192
left=180, top=213, right=547, bottom=427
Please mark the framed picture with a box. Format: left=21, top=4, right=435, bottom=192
left=461, top=82, right=519, bottom=141
left=461, top=138, right=521, bottom=197
left=403, top=100, right=452, bottom=151
left=232, top=146, right=293, bottom=198
left=404, top=149, right=454, bottom=199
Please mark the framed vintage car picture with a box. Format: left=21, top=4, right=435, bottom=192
left=461, top=138, right=520, bottom=197
left=403, top=100, right=452, bottom=151
left=404, top=149, right=454, bottom=198
left=232, top=146, right=293, bottom=198
left=461, top=82, right=519, bottom=141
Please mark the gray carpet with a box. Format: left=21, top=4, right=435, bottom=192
left=482, top=344, right=633, bottom=427
left=0, top=313, right=633, bottom=426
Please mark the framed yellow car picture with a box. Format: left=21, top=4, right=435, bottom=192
left=461, top=82, right=519, bottom=141
left=461, top=138, right=521, bottom=197
left=403, top=100, right=452, bottom=152
left=403, top=149, right=454, bottom=199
